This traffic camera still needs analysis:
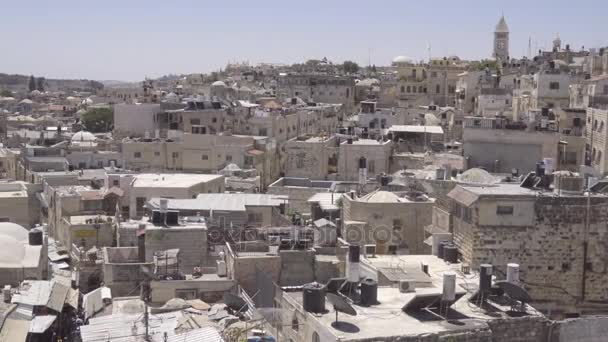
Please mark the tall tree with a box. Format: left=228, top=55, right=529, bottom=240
left=36, top=77, right=45, bottom=92
left=81, top=108, right=113, bottom=133
left=342, top=60, right=360, bottom=74
left=0, top=90, right=12, bottom=97
left=28, top=75, right=36, bottom=92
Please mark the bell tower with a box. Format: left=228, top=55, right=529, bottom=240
left=493, top=15, right=510, bottom=62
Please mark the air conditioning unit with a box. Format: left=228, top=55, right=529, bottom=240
left=364, top=244, right=376, bottom=257
left=398, top=280, right=415, bottom=293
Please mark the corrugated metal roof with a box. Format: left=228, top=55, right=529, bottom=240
left=80, top=311, right=184, bottom=342
left=447, top=186, right=479, bottom=207
left=83, top=287, right=104, bottom=320
left=29, top=315, right=56, bottom=333
left=307, top=192, right=340, bottom=211
left=46, top=280, right=69, bottom=312
left=164, top=327, right=223, bottom=342
left=389, top=125, right=444, bottom=134
left=0, top=319, right=28, bottom=342
left=12, top=281, right=52, bottom=307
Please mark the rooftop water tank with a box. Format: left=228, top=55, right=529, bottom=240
left=302, top=282, right=325, bottom=313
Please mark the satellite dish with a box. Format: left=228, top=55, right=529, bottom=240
left=325, top=278, right=347, bottom=294
left=223, top=293, right=248, bottom=312
left=494, top=281, right=532, bottom=303
left=326, top=293, right=357, bottom=316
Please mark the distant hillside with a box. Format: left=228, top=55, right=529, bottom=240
left=0, top=73, right=105, bottom=93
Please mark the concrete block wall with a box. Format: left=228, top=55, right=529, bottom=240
left=279, top=250, right=315, bottom=286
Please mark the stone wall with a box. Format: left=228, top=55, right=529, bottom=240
left=453, top=194, right=608, bottom=313
left=279, top=250, right=315, bottom=286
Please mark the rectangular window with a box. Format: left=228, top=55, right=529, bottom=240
left=202, top=154, right=208, bottom=160
left=212, top=117, right=217, bottom=123
left=496, top=205, right=514, bottom=215
left=112, top=180, right=119, bottom=187
left=245, top=156, right=254, bottom=166
left=226, top=155, right=232, bottom=162
left=172, top=152, right=179, bottom=158
left=549, top=82, right=560, bottom=90
left=154, top=151, right=160, bottom=157
left=190, top=118, right=201, bottom=125
left=97, top=161, right=104, bottom=168
left=134, top=152, right=142, bottom=158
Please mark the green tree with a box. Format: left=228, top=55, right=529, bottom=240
left=81, top=108, right=113, bottom=133
left=28, top=75, right=36, bottom=92
left=36, top=77, right=45, bottom=92
left=0, top=90, right=12, bottom=97
left=342, top=60, right=360, bottom=74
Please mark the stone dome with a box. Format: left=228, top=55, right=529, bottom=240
left=71, top=131, right=97, bottom=142
left=0, top=222, right=29, bottom=241
left=211, top=81, right=227, bottom=88
left=392, top=55, right=413, bottom=65
left=0, top=235, right=26, bottom=265
left=458, top=168, right=499, bottom=185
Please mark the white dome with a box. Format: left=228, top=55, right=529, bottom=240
left=0, top=222, right=29, bottom=241
left=72, top=131, right=97, bottom=142
left=0, top=235, right=26, bottom=264
left=19, top=99, right=34, bottom=104
left=83, top=98, right=94, bottom=105
left=239, top=86, right=252, bottom=92
left=211, top=81, right=227, bottom=88
left=392, top=55, right=413, bottom=64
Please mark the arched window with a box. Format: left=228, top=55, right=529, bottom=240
left=400, top=86, right=405, bottom=93
left=436, top=85, right=441, bottom=94
left=312, top=332, right=320, bottom=342
left=406, top=86, right=411, bottom=93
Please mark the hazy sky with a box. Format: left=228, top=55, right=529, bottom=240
left=2, top=0, right=606, bottom=81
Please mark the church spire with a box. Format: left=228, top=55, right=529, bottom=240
left=495, top=15, right=509, bottom=33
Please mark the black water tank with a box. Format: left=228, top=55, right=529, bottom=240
left=28, top=228, right=43, bottom=246
left=348, top=245, right=360, bottom=263
left=165, top=211, right=179, bottom=226
left=360, top=278, right=378, bottom=306
left=152, top=210, right=163, bottom=225
left=444, top=245, right=458, bottom=263
left=302, top=283, right=325, bottom=313
left=380, top=176, right=389, bottom=186
left=437, top=241, right=448, bottom=259
left=479, top=264, right=493, bottom=294
left=536, top=162, right=545, bottom=177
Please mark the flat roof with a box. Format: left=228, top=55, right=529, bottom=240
left=389, top=125, right=444, bottom=134
left=148, top=193, right=288, bottom=212
left=284, top=254, right=542, bottom=341
left=133, top=173, right=223, bottom=188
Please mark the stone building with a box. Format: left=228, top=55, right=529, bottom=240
left=278, top=74, right=355, bottom=111
left=341, top=190, right=435, bottom=254
left=463, top=116, right=560, bottom=173
left=127, top=173, right=224, bottom=219
left=283, top=135, right=337, bottom=180
left=585, top=107, right=608, bottom=174
left=447, top=181, right=608, bottom=315
left=338, top=138, right=392, bottom=182
left=122, top=134, right=278, bottom=189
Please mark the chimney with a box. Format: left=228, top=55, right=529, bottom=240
left=479, top=264, right=493, bottom=297
left=137, top=224, right=146, bottom=262
left=507, top=263, right=519, bottom=284
left=3, top=285, right=11, bottom=303
left=346, top=245, right=361, bottom=282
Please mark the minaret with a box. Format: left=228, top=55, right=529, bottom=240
left=493, top=15, right=510, bottom=62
